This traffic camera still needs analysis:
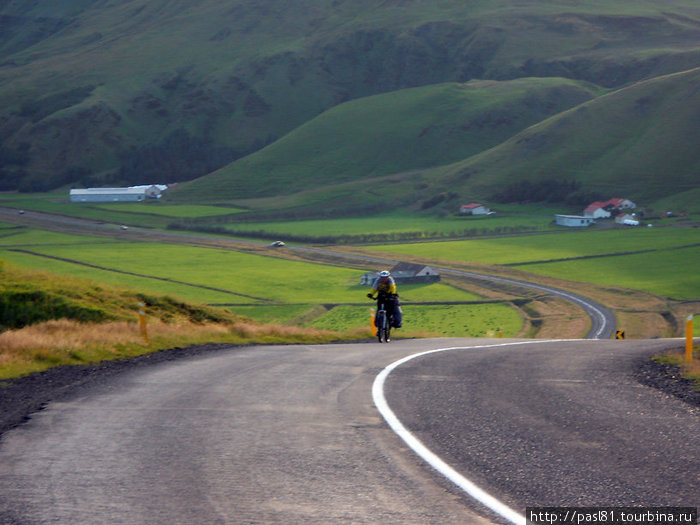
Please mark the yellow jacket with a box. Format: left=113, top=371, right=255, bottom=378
left=369, top=276, right=397, bottom=297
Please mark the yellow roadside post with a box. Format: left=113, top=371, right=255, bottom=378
left=370, top=308, right=376, bottom=337
left=686, top=315, right=694, bottom=362
left=138, top=301, right=148, bottom=344
left=498, top=327, right=503, bottom=338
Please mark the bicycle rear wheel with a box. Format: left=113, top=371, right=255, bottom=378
left=376, top=310, right=386, bottom=343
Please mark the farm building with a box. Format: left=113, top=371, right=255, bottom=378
left=360, top=262, right=440, bottom=285
left=615, top=214, right=639, bottom=226
left=583, top=202, right=611, bottom=218
left=583, top=197, right=637, bottom=218
left=606, top=198, right=636, bottom=210
left=69, top=185, right=167, bottom=203
left=555, top=214, right=595, bottom=227
left=460, top=203, right=490, bottom=215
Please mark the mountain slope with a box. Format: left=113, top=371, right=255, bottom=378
left=173, top=77, right=601, bottom=201
left=1, top=0, right=699, bottom=191
left=435, top=66, right=700, bottom=204
left=172, top=67, right=700, bottom=213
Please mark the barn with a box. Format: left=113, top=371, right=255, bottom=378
left=70, top=188, right=147, bottom=202
left=360, top=262, right=441, bottom=285
left=555, top=214, right=595, bottom=227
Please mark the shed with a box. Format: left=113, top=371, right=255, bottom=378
left=555, top=214, right=595, bottom=227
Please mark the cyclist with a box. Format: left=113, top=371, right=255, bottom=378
left=367, top=270, right=401, bottom=329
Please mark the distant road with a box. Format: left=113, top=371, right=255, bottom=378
left=0, top=206, right=615, bottom=338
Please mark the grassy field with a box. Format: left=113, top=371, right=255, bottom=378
left=308, top=303, right=522, bottom=338
left=211, top=207, right=566, bottom=241
left=359, top=226, right=700, bottom=299
left=0, top=193, right=245, bottom=229
left=0, top=225, right=520, bottom=339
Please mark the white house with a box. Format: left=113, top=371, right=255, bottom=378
left=460, top=203, right=490, bottom=215
left=130, top=184, right=168, bottom=199
left=583, top=202, right=611, bottom=218
left=555, top=214, right=595, bottom=227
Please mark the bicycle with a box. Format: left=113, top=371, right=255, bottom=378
left=369, top=294, right=392, bottom=343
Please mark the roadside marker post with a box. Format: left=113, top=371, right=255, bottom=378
left=686, top=315, right=694, bottom=362
left=138, top=301, right=148, bottom=344
left=370, top=308, right=376, bottom=337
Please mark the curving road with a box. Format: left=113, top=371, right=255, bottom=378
left=0, top=338, right=696, bottom=524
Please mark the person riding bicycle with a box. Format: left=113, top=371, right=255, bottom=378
left=367, top=270, right=401, bottom=328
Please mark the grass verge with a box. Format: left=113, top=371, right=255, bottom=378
left=0, top=261, right=365, bottom=380
left=653, top=345, right=700, bottom=390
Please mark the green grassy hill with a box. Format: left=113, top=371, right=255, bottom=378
left=436, top=66, right=700, bottom=206
left=173, top=77, right=601, bottom=201
left=1, top=0, right=699, bottom=195
left=173, top=67, right=699, bottom=212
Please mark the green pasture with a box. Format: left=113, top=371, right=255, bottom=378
left=368, top=227, right=700, bottom=299
left=523, top=245, right=700, bottom=300
left=0, top=225, right=117, bottom=247
left=91, top=203, right=244, bottom=218
left=218, top=208, right=565, bottom=240
left=0, top=194, right=244, bottom=228
left=309, top=303, right=522, bottom=338
left=367, top=227, right=699, bottom=264
left=0, top=227, right=503, bottom=337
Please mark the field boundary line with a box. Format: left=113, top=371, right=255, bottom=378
left=9, top=248, right=269, bottom=302
left=505, top=242, right=700, bottom=266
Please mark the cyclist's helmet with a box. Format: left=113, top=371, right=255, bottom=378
left=379, top=270, right=391, bottom=279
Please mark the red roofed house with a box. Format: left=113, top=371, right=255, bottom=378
left=460, top=203, right=490, bottom=215
left=583, top=201, right=611, bottom=218
left=605, top=198, right=636, bottom=210
left=584, top=198, right=636, bottom=219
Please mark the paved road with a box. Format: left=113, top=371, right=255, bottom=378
left=0, top=338, right=695, bottom=524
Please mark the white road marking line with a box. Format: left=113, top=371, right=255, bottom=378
left=372, top=340, right=574, bottom=525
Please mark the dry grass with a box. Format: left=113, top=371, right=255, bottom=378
left=654, top=345, right=700, bottom=389
left=0, top=318, right=360, bottom=380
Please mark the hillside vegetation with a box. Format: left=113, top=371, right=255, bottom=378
left=176, top=77, right=600, bottom=201
left=0, top=261, right=351, bottom=379
left=1, top=0, right=699, bottom=208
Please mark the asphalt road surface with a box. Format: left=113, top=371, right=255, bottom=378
left=0, top=338, right=696, bottom=524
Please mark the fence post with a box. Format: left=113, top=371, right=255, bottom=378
left=686, top=315, right=694, bottom=362
left=138, top=301, right=148, bottom=344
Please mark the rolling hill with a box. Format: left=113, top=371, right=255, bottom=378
left=1, top=0, right=699, bottom=207
left=172, top=67, right=700, bottom=212
left=174, top=77, right=602, bottom=201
